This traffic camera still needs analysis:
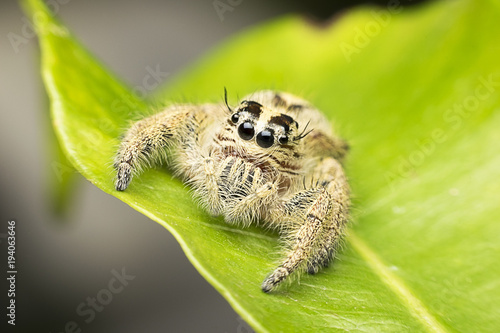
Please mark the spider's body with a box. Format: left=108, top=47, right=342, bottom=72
left=115, top=90, right=350, bottom=292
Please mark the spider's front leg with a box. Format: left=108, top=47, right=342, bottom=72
left=262, top=157, right=350, bottom=292
left=114, top=105, right=207, bottom=191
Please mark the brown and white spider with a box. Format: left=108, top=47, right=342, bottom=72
left=114, top=90, right=350, bottom=292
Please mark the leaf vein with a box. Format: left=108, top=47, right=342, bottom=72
left=349, top=232, right=448, bottom=333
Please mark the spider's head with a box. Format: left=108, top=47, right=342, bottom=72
left=229, top=100, right=298, bottom=149
left=226, top=95, right=311, bottom=152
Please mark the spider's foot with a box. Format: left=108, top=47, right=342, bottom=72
left=261, top=267, right=288, bottom=293
left=115, top=163, right=132, bottom=191
left=307, top=265, right=320, bottom=275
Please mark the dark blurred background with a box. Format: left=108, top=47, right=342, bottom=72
left=0, top=0, right=427, bottom=332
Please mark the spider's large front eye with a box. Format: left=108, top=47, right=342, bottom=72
left=256, top=129, right=274, bottom=148
left=238, top=121, right=255, bottom=140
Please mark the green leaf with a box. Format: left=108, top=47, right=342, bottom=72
left=26, top=0, right=500, bottom=331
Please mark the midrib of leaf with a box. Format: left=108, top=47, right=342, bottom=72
left=349, top=232, right=448, bottom=333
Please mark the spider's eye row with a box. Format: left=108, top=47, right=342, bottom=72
left=278, top=135, right=288, bottom=145
left=238, top=121, right=255, bottom=140
left=256, top=129, right=274, bottom=148
left=231, top=113, right=240, bottom=124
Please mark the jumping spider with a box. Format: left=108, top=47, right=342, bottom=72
left=115, top=90, right=350, bottom=292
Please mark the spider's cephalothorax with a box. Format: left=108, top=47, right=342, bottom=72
left=115, top=90, right=350, bottom=292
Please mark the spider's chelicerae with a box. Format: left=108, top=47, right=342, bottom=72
left=114, top=90, right=350, bottom=292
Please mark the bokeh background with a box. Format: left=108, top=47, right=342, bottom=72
left=0, top=0, right=427, bottom=331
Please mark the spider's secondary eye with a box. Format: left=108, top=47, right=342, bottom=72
left=231, top=113, right=239, bottom=124
left=256, top=129, right=274, bottom=148
left=278, top=136, right=288, bottom=145
left=238, top=121, right=255, bottom=140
